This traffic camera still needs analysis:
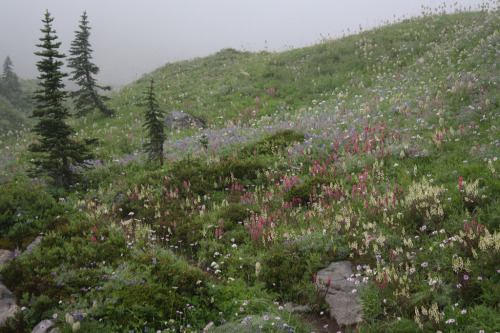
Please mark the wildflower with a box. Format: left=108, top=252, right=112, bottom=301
left=457, top=283, right=462, bottom=288
left=464, top=275, right=469, bottom=280
left=255, top=262, right=261, bottom=277
left=421, top=262, right=428, bottom=268
left=72, top=321, right=81, bottom=332
left=52, top=313, right=58, bottom=319
left=477, top=276, right=482, bottom=281
left=461, top=310, right=467, bottom=314
left=264, top=315, right=269, bottom=321
left=445, top=319, right=456, bottom=324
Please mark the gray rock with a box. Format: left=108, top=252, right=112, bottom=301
left=31, top=319, right=57, bottom=333
left=24, top=235, right=44, bottom=254
left=316, top=261, right=363, bottom=326
left=0, top=299, right=17, bottom=324
left=164, top=111, right=205, bottom=131
left=0, top=249, right=14, bottom=265
left=284, top=302, right=311, bottom=313
left=0, top=249, right=17, bottom=326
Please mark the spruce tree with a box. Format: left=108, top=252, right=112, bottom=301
left=29, top=10, right=96, bottom=188
left=142, top=79, right=166, bottom=165
left=1, top=56, right=21, bottom=100
left=68, top=11, right=114, bottom=117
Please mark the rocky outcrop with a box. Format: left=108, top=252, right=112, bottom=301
left=315, top=261, right=363, bottom=326
left=164, top=111, right=205, bottom=131
left=0, top=235, right=45, bottom=327
left=0, top=249, right=17, bottom=326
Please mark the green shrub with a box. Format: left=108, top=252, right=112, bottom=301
left=241, top=130, right=304, bottom=157
left=261, top=251, right=307, bottom=299
left=0, top=181, right=56, bottom=236
left=283, top=175, right=331, bottom=203
left=219, top=204, right=252, bottom=231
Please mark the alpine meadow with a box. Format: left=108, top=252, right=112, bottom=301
left=0, top=2, right=499, bottom=333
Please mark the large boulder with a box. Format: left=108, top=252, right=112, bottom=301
left=316, top=261, right=364, bottom=326
left=164, top=111, right=205, bottom=131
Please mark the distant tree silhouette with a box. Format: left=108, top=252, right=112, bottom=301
left=1, top=56, right=21, bottom=101
left=142, top=79, right=166, bottom=165
left=29, top=10, right=96, bottom=188
left=68, top=11, right=114, bottom=117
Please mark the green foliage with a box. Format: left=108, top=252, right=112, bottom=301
left=3, top=6, right=500, bottom=333
left=283, top=175, right=330, bottom=203
left=261, top=250, right=307, bottom=300
left=1, top=56, right=21, bottom=101
left=241, top=129, right=304, bottom=157
left=29, top=10, right=97, bottom=189
left=68, top=11, right=114, bottom=117
left=0, top=180, right=56, bottom=247
left=141, top=79, right=166, bottom=165
left=219, top=204, right=251, bottom=231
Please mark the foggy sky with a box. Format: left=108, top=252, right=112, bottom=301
left=0, top=0, right=492, bottom=88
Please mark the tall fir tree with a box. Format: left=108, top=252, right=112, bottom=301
left=29, top=10, right=96, bottom=188
left=142, top=79, right=166, bottom=165
left=68, top=11, right=114, bottom=117
left=1, top=56, right=21, bottom=100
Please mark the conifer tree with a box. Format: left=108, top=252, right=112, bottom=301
left=68, top=11, right=114, bottom=117
left=1, top=56, right=21, bottom=100
left=142, top=79, right=166, bottom=165
left=29, top=10, right=96, bottom=188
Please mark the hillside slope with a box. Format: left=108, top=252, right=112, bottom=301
left=0, top=5, right=499, bottom=333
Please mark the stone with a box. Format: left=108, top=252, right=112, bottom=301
left=24, top=235, right=44, bottom=254
left=164, top=111, right=205, bottom=131
left=0, top=237, right=45, bottom=326
left=284, top=302, right=311, bottom=313
left=315, top=261, right=363, bottom=326
left=0, top=249, right=17, bottom=326
left=0, top=249, right=14, bottom=265
left=0, top=299, right=17, bottom=324
left=31, top=319, right=57, bottom=333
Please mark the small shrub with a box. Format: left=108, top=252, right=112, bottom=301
left=261, top=251, right=307, bottom=299
left=241, top=130, right=304, bottom=157
left=219, top=204, right=252, bottom=231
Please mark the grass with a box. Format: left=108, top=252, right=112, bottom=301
left=1, top=2, right=499, bottom=332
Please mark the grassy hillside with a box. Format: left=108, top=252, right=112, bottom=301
left=1, top=4, right=499, bottom=333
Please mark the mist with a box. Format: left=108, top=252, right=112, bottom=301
left=0, top=0, right=492, bottom=88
